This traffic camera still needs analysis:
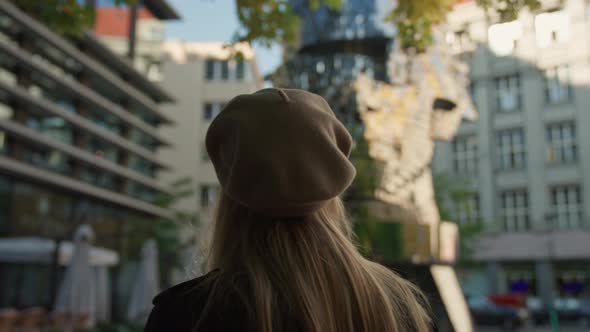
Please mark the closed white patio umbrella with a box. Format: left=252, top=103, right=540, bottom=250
left=0, top=237, right=118, bottom=266
left=95, top=266, right=111, bottom=323
left=127, top=239, right=160, bottom=323
left=54, top=224, right=97, bottom=328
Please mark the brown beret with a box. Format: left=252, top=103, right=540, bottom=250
left=205, top=88, right=356, bottom=217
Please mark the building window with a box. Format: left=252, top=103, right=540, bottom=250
left=544, top=66, right=570, bottom=103
left=546, top=122, right=577, bottom=164
left=452, top=135, right=478, bottom=174
left=550, top=185, right=582, bottom=229
left=205, top=59, right=235, bottom=81
left=90, top=112, right=122, bottom=135
left=454, top=193, right=480, bottom=225
left=142, top=111, right=160, bottom=128
left=205, top=59, right=215, bottom=80
left=220, top=60, right=229, bottom=80
left=91, top=171, right=116, bottom=191
left=535, top=10, right=570, bottom=48
left=87, top=137, right=119, bottom=163
left=129, top=155, right=154, bottom=177
left=24, top=147, right=70, bottom=175
left=25, top=115, right=73, bottom=145
left=200, top=185, right=218, bottom=208
left=447, top=28, right=472, bottom=54
left=129, top=183, right=155, bottom=203
left=496, top=128, right=526, bottom=170
left=495, top=74, right=521, bottom=112
left=500, top=190, right=529, bottom=232
left=203, top=103, right=213, bottom=120
left=299, top=72, right=309, bottom=90
left=130, top=128, right=157, bottom=152
left=203, top=102, right=224, bottom=121
left=355, top=14, right=366, bottom=38
left=468, top=82, right=477, bottom=112
left=236, top=59, right=246, bottom=81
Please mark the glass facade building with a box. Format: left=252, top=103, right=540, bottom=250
left=289, top=0, right=394, bottom=48
left=276, top=0, right=397, bottom=203
left=0, top=1, right=176, bottom=308
left=277, top=0, right=394, bottom=127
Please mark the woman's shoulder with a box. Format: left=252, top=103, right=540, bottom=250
left=145, top=270, right=219, bottom=332
left=153, top=270, right=218, bottom=305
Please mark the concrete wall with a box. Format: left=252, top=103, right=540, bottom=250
left=434, top=0, right=590, bottom=234
left=433, top=0, right=590, bottom=300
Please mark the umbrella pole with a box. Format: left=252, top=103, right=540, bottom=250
left=111, top=221, right=125, bottom=323
left=48, top=237, right=62, bottom=310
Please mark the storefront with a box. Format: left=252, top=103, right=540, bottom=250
left=503, top=262, right=537, bottom=296
left=554, top=261, right=590, bottom=298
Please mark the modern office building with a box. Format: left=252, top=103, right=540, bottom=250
left=158, top=41, right=262, bottom=249
left=433, top=0, right=590, bottom=301
left=276, top=0, right=395, bottom=124
left=0, top=0, right=175, bottom=306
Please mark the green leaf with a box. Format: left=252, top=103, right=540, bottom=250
left=476, top=0, right=542, bottom=23
left=233, top=0, right=344, bottom=47
left=384, top=0, right=543, bottom=52
left=12, top=0, right=135, bottom=36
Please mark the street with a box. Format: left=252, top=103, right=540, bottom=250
left=476, top=324, right=587, bottom=332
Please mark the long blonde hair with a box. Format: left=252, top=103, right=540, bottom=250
left=201, top=194, right=431, bottom=332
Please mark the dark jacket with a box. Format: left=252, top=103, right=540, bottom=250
left=144, top=270, right=257, bottom=332
left=145, top=270, right=426, bottom=331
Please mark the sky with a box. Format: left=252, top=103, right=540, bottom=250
left=165, top=0, right=282, bottom=76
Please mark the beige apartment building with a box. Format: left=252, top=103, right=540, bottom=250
left=93, top=5, right=263, bottom=275
left=158, top=41, right=262, bottom=273
left=433, top=0, right=590, bottom=303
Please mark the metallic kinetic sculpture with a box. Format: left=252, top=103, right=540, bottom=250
left=354, top=40, right=477, bottom=258
left=276, top=1, right=476, bottom=329
left=353, top=40, right=477, bottom=331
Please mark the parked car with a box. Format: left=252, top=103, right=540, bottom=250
left=528, top=297, right=590, bottom=326
left=527, top=297, right=547, bottom=325
left=467, top=296, right=528, bottom=330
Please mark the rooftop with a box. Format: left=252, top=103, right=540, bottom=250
left=162, top=40, right=257, bottom=63
left=93, top=7, right=155, bottom=38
